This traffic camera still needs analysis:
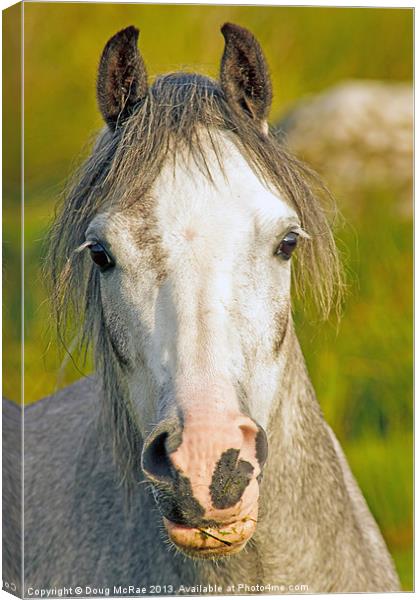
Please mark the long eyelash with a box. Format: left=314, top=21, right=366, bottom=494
left=293, top=226, right=310, bottom=240
left=74, top=240, right=95, bottom=254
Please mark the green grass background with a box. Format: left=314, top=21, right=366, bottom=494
left=3, top=4, right=412, bottom=590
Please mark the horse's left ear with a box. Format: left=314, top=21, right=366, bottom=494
left=97, top=26, right=148, bottom=130
left=220, top=23, right=272, bottom=131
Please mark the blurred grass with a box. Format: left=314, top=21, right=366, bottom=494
left=295, top=185, right=413, bottom=441
left=2, top=4, right=412, bottom=590
left=345, top=433, right=413, bottom=587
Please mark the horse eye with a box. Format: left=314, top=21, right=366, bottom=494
left=275, top=232, right=299, bottom=260
left=88, top=243, right=114, bottom=270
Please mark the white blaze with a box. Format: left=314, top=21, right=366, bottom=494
left=153, top=132, right=298, bottom=424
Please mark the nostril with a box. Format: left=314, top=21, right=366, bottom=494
left=255, top=426, right=268, bottom=469
left=239, top=422, right=258, bottom=447
left=141, top=432, right=174, bottom=482
left=238, top=419, right=268, bottom=470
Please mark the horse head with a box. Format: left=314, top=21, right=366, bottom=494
left=51, top=23, right=340, bottom=559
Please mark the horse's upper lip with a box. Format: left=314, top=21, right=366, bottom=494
left=163, top=511, right=258, bottom=557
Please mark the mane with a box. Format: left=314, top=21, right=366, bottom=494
left=46, top=72, right=344, bottom=483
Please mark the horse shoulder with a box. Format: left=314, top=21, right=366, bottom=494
left=3, top=398, right=23, bottom=594
left=24, top=377, right=101, bottom=485
left=23, top=378, right=106, bottom=582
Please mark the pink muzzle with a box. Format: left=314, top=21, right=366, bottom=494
left=141, top=407, right=267, bottom=557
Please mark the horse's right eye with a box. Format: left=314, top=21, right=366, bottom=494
left=88, top=243, right=115, bottom=271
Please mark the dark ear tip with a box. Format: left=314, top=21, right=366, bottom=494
left=221, top=22, right=253, bottom=42
left=106, top=25, right=139, bottom=48
left=120, top=25, right=139, bottom=40
left=221, top=22, right=234, bottom=35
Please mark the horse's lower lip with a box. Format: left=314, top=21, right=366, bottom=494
left=163, top=515, right=257, bottom=558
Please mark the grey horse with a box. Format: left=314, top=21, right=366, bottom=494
left=3, top=24, right=400, bottom=596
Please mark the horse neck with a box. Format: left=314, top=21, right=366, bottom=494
left=267, top=320, right=325, bottom=454
left=258, top=320, right=348, bottom=532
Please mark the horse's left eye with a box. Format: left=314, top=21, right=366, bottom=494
left=275, top=232, right=299, bottom=260
left=88, top=243, right=114, bottom=270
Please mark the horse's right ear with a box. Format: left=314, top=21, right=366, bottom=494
left=97, top=26, right=148, bottom=130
